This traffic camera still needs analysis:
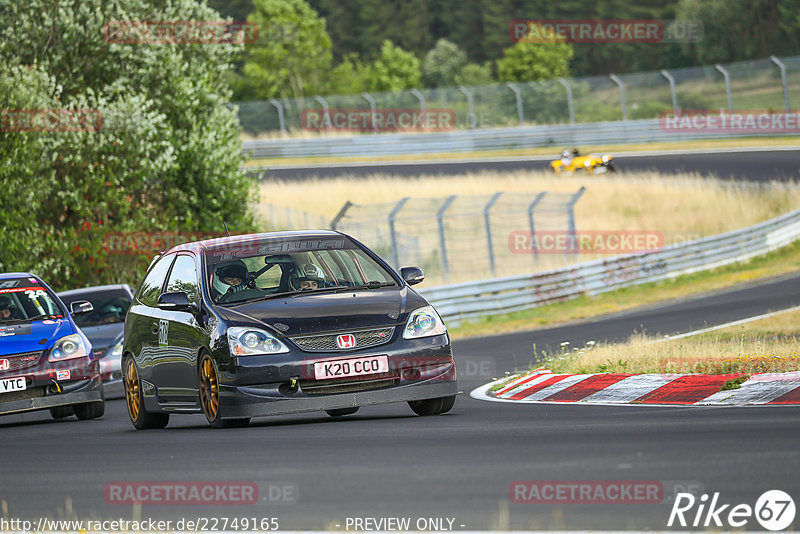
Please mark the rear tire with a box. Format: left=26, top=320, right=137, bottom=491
left=124, top=356, right=169, bottom=430
left=408, top=395, right=456, bottom=416
left=606, top=163, right=616, bottom=172
left=326, top=407, right=359, bottom=418
left=74, top=401, right=105, bottom=420
left=49, top=406, right=74, bottom=419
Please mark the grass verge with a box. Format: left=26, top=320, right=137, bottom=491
left=448, top=239, right=800, bottom=340
left=541, top=307, right=800, bottom=375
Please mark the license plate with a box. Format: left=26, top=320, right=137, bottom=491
left=0, top=377, right=26, bottom=394
left=314, top=355, right=389, bottom=380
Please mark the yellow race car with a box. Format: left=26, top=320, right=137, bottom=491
left=550, top=149, right=615, bottom=174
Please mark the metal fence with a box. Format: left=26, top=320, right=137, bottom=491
left=261, top=203, right=328, bottom=231
left=419, top=207, right=800, bottom=326
left=329, top=189, right=585, bottom=284
left=237, top=55, right=799, bottom=137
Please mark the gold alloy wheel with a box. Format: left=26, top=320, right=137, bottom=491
left=199, top=357, right=220, bottom=421
left=124, top=358, right=140, bottom=421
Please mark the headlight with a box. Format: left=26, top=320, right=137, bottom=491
left=48, top=334, right=89, bottom=362
left=227, top=326, right=288, bottom=356
left=108, top=340, right=123, bottom=358
left=403, top=306, right=447, bottom=339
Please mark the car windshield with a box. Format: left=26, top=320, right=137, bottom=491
left=0, top=277, right=64, bottom=323
left=59, top=288, right=131, bottom=327
left=205, top=236, right=397, bottom=304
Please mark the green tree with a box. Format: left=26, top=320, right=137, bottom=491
left=243, top=0, right=333, bottom=99
left=455, top=62, right=495, bottom=86
left=422, top=39, right=468, bottom=87
left=0, top=0, right=254, bottom=288
left=496, top=39, right=573, bottom=82
left=363, top=40, right=422, bottom=92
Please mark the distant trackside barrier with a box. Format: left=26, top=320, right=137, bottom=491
left=419, top=208, right=800, bottom=325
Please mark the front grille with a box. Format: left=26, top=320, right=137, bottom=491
left=290, top=327, right=394, bottom=352
left=299, top=373, right=399, bottom=396
left=0, top=351, right=42, bottom=373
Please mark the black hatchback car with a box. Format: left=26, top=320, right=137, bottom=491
left=122, top=231, right=457, bottom=429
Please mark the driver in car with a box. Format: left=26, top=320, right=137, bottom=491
left=0, top=297, right=21, bottom=320
left=298, top=277, right=321, bottom=290
left=215, top=261, right=249, bottom=298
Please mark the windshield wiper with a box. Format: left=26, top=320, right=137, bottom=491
left=335, top=281, right=395, bottom=291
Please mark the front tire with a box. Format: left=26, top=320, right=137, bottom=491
left=124, top=356, right=169, bottom=430
left=408, top=395, right=456, bottom=416
left=199, top=354, right=248, bottom=429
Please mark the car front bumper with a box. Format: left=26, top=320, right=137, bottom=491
left=219, top=361, right=458, bottom=419
left=0, top=375, right=104, bottom=416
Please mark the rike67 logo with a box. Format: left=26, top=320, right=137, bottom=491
left=668, top=490, right=795, bottom=531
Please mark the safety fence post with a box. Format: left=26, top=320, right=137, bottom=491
left=437, top=195, right=457, bottom=281
left=388, top=198, right=410, bottom=269
left=484, top=192, right=503, bottom=277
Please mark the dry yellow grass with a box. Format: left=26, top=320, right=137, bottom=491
left=257, top=171, right=800, bottom=285
left=543, top=308, right=800, bottom=375
left=259, top=171, right=800, bottom=235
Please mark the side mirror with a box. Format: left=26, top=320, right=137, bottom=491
left=157, top=291, right=192, bottom=311
left=400, top=266, right=425, bottom=286
left=69, top=300, right=93, bottom=315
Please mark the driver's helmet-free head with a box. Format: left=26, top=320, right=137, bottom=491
left=214, top=260, right=248, bottom=292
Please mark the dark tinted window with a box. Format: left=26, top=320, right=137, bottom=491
left=165, top=255, right=199, bottom=304
left=60, top=288, right=131, bottom=327
left=138, top=255, right=174, bottom=307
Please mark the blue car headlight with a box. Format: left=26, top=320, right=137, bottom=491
left=403, top=306, right=447, bottom=339
left=108, top=340, right=123, bottom=358
left=48, top=334, right=90, bottom=362
left=227, top=326, right=289, bottom=356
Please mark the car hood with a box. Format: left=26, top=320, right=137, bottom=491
left=0, top=319, right=75, bottom=356
left=217, top=287, right=428, bottom=336
left=78, top=322, right=124, bottom=353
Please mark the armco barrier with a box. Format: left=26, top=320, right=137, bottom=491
left=419, top=208, right=800, bottom=325
left=242, top=118, right=790, bottom=160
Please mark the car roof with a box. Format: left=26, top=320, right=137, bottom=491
left=169, top=230, right=344, bottom=254
left=0, top=272, right=36, bottom=280
left=57, top=284, right=132, bottom=296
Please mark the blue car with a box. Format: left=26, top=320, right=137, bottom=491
left=0, top=273, right=105, bottom=420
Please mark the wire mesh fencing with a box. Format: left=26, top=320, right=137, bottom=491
left=330, top=189, right=586, bottom=285
left=237, top=55, right=799, bottom=137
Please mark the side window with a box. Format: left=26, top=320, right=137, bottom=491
left=138, top=255, right=175, bottom=307
left=165, top=255, right=199, bottom=304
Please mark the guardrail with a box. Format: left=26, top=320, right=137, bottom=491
left=419, top=208, right=800, bottom=325
left=242, top=117, right=790, bottom=160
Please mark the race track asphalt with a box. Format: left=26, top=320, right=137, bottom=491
left=2, top=273, right=799, bottom=530
left=256, top=148, right=800, bottom=182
